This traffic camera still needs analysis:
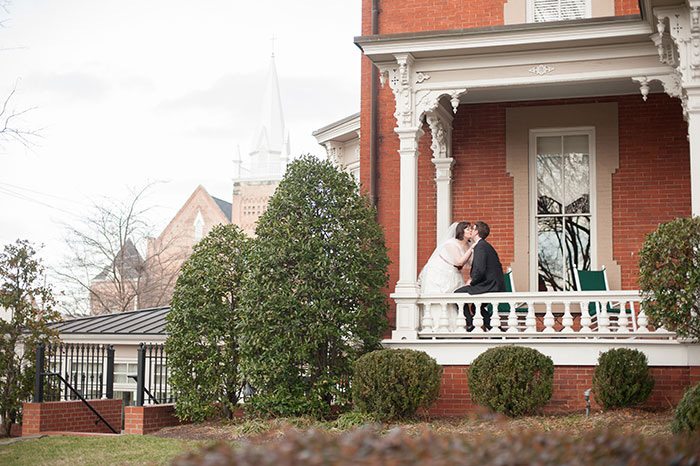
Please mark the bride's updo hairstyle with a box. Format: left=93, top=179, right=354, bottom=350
left=455, top=222, right=471, bottom=240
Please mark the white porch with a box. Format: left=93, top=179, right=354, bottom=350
left=354, top=2, right=700, bottom=366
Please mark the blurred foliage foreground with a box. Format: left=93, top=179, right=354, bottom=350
left=172, top=425, right=700, bottom=466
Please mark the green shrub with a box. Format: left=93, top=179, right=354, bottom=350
left=672, top=382, right=700, bottom=433
left=638, top=216, right=700, bottom=340
left=172, top=427, right=700, bottom=466
left=467, top=346, right=553, bottom=416
left=352, top=349, right=442, bottom=421
left=165, top=224, right=250, bottom=421
left=238, top=155, right=389, bottom=418
left=592, top=348, right=654, bottom=410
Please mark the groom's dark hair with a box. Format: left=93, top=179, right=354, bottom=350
left=475, top=221, right=490, bottom=239
left=455, top=222, right=471, bottom=240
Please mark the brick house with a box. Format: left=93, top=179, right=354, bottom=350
left=346, top=0, right=700, bottom=414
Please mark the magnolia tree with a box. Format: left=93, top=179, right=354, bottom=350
left=165, top=224, right=250, bottom=421
left=0, top=240, right=59, bottom=435
left=238, top=154, right=390, bottom=417
left=638, top=216, right=700, bottom=340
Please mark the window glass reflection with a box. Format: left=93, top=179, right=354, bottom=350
left=565, top=216, right=591, bottom=290
left=537, top=217, right=564, bottom=291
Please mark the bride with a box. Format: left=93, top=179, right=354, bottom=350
left=419, top=221, right=475, bottom=295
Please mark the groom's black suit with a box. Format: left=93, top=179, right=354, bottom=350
left=455, top=238, right=505, bottom=330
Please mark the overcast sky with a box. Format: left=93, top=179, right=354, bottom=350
left=1, top=1, right=361, bottom=278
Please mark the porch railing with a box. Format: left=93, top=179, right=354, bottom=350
left=34, top=343, right=114, bottom=402
left=401, top=290, right=676, bottom=339
left=133, top=343, right=176, bottom=406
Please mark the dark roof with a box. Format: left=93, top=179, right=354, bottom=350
left=50, top=306, right=169, bottom=335
left=93, top=239, right=144, bottom=281
left=212, top=196, right=232, bottom=222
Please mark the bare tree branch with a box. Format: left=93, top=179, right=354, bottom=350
left=54, top=183, right=186, bottom=316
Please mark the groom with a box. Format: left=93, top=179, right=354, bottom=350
left=455, top=221, right=505, bottom=331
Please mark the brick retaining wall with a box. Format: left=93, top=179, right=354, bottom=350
left=22, top=399, right=122, bottom=436
left=124, top=404, right=185, bottom=435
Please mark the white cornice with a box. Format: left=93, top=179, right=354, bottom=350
left=357, top=21, right=654, bottom=62
left=312, top=113, right=361, bottom=145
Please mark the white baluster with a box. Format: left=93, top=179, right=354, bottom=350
left=617, top=301, right=629, bottom=333
left=421, top=303, right=434, bottom=332
left=455, top=301, right=467, bottom=332
left=507, top=302, right=519, bottom=333
left=561, top=301, right=574, bottom=333
left=637, top=303, right=650, bottom=332
left=543, top=301, right=555, bottom=333
left=489, top=302, right=503, bottom=333
left=437, top=302, right=450, bottom=332
left=598, top=301, right=610, bottom=332
left=525, top=302, right=536, bottom=333
left=473, top=301, right=484, bottom=332
left=580, top=301, right=592, bottom=332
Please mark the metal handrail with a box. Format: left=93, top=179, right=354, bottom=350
left=42, top=371, right=118, bottom=434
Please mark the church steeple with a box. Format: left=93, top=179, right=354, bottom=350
left=246, top=54, right=290, bottom=180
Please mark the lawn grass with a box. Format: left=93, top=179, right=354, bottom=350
left=0, top=435, right=208, bottom=466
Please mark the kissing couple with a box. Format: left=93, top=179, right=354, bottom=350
left=418, top=221, right=505, bottom=331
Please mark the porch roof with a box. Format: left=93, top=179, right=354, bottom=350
left=354, top=15, right=651, bottom=63
left=49, top=306, right=169, bottom=336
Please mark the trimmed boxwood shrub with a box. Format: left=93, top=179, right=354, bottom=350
left=172, top=427, right=700, bottom=465
left=352, top=349, right=441, bottom=420
left=467, top=345, right=553, bottom=416
left=638, top=216, right=700, bottom=340
left=592, top=348, right=654, bottom=410
left=672, top=382, right=700, bottom=433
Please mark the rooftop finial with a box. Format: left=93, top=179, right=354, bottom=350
left=270, top=34, right=276, bottom=58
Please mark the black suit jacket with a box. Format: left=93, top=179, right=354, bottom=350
left=465, top=239, right=505, bottom=294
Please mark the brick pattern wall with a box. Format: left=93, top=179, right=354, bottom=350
left=614, top=93, right=691, bottom=289
left=361, top=0, right=639, bottom=36
left=22, top=399, right=122, bottom=436
left=124, top=404, right=184, bottom=435
left=430, top=365, right=700, bottom=416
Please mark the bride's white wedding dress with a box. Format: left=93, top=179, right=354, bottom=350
left=419, top=238, right=467, bottom=294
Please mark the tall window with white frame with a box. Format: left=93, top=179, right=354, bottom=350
left=529, top=0, right=590, bottom=22
left=531, top=129, right=594, bottom=291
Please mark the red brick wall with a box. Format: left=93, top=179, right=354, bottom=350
left=361, top=0, right=639, bottom=36
left=124, top=404, right=185, bottom=435
left=430, top=364, right=700, bottom=416
left=22, top=399, right=122, bottom=436
left=614, top=93, right=691, bottom=289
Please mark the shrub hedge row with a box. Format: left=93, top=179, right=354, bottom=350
left=172, top=427, right=700, bottom=465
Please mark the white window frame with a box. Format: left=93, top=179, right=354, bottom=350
left=528, top=127, right=597, bottom=291
left=526, top=0, right=592, bottom=23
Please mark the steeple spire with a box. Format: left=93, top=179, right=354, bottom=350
left=247, top=53, right=290, bottom=179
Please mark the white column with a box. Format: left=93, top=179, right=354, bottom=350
left=426, top=110, right=455, bottom=242
left=687, top=89, right=700, bottom=216
left=394, top=126, right=424, bottom=294
left=391, top=126, right=424, bottom=340
left=433, top=158, right=455, bottom=237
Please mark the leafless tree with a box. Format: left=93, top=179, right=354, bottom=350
left=0, top=1, right=40, bottom=151
left=54, top=184, right=185, bottom=316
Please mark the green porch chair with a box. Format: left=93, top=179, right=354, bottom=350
left=574, top=266, right=630, bottom=316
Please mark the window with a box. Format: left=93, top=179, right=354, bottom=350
left=194, top=210, right=204, bottom=242
left=529, top=0, right=590, bottom=22
left=114, top=362, right=138, bottom=385
left=530, top=129, right=595, bottom=291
